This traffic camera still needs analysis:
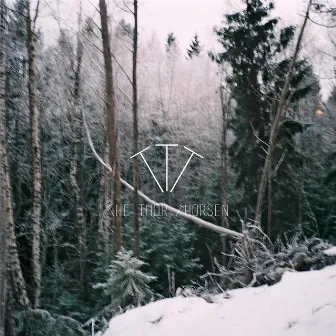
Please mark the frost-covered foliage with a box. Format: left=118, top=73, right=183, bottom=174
left=205, top=227, right=336, bottom=291
left=16, top=309, right=85, bottom=336
left=94, top=249, right=157, bottom=312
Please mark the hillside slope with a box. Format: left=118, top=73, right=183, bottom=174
left=102, top=262, right=336, bottom=336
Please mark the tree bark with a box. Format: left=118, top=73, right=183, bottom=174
left=0, top=0, right=30, bottom=309
left=99, top=0, right=122, bottom=254
left=219, top=84, right=229, bottom=266
left=255, top=0, right=312, bottom=226
left=69, top=8, right=86, bottom=288
left=27, top=0, right=42, bottom=308
left=267, top=176, right=272, bottom=238
left=98, top=139, right=112, bottom=255
left=132, top=0, right=140, bottom=258
left=0, top=194, right=6, bottom=336
left=0, top=10, right=8, bottom=330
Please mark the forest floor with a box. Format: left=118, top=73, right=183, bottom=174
left=101, top=248, right=336, bottom=336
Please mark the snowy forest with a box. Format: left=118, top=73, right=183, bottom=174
left=1, top=0, right=336, bottom=335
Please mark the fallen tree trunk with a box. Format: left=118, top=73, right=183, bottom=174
left=83, top=115, right=244, bottom=240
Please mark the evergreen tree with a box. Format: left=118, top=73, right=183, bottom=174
left=165, top=32, right=177, bottom=52
left=325, top=87, right=336, bottom=185
left=210, top=0, right=313, bottom=235
left=94, top=249, right=156, bottom=312
left=187, top=34, right=202, bottom=59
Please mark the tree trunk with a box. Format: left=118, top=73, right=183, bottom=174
left=219, top=84, right=229, bottom=266
left=255, top=0, right=312, bottom=226
left=27, top=0, right=42, bottom=308
left=1, top=144, right=30, bottom=308
left=98, top=139, right=112, bottom=256
left=0, top=10, right=8, bottom=333
left=0, top=195, right=6, bottom=336
left=132, top=0, right=140, bottom=258
left=52, top=231, right=58, bottom=305
left=69, top=10, right=86, bottom=287
left=99, top=0, right=122, bottom=255
left=0, top=0, right=30, bottom=309
left=5, top=291, right=15, bottom=336
left=267, top=177, right=272, bottom=238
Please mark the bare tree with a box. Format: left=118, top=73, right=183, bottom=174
left=255, top=0, right=313, bottom=227
left=69, top=6, right=86, bottom=286
left=99, top=0, right=122, bottom=254
left=132, top=0, right=140, bottom=258
left=219, top=81, right=230, bottom=266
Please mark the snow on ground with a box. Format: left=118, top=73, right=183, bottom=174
left=102, top=265, right=336, bottom=336
left=324, top=247, right=336, bottom=256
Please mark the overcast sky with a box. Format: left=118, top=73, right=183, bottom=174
left=33, top=0, right=336, bottom=99
left=37, top=0, right=307, bottom=48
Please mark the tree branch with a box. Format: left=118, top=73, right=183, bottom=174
left=82, top=112, right=244, bottom=239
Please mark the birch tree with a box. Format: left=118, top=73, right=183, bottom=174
left=0, top=0, right=29, bottom=310
left=27, top=0, right=42, bottom=308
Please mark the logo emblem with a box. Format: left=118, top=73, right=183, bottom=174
left=130, top=144, right=203, bottom=192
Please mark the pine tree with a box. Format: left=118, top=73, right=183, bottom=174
left=165, top=32, right=177, bottom=52
left=325, top=87, right=336, bottom=185
left=210, top=0, right=313, bottom=235
left=187, top=34, right=201, bottom=59
left=94, top=249, right=156, bottom=311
